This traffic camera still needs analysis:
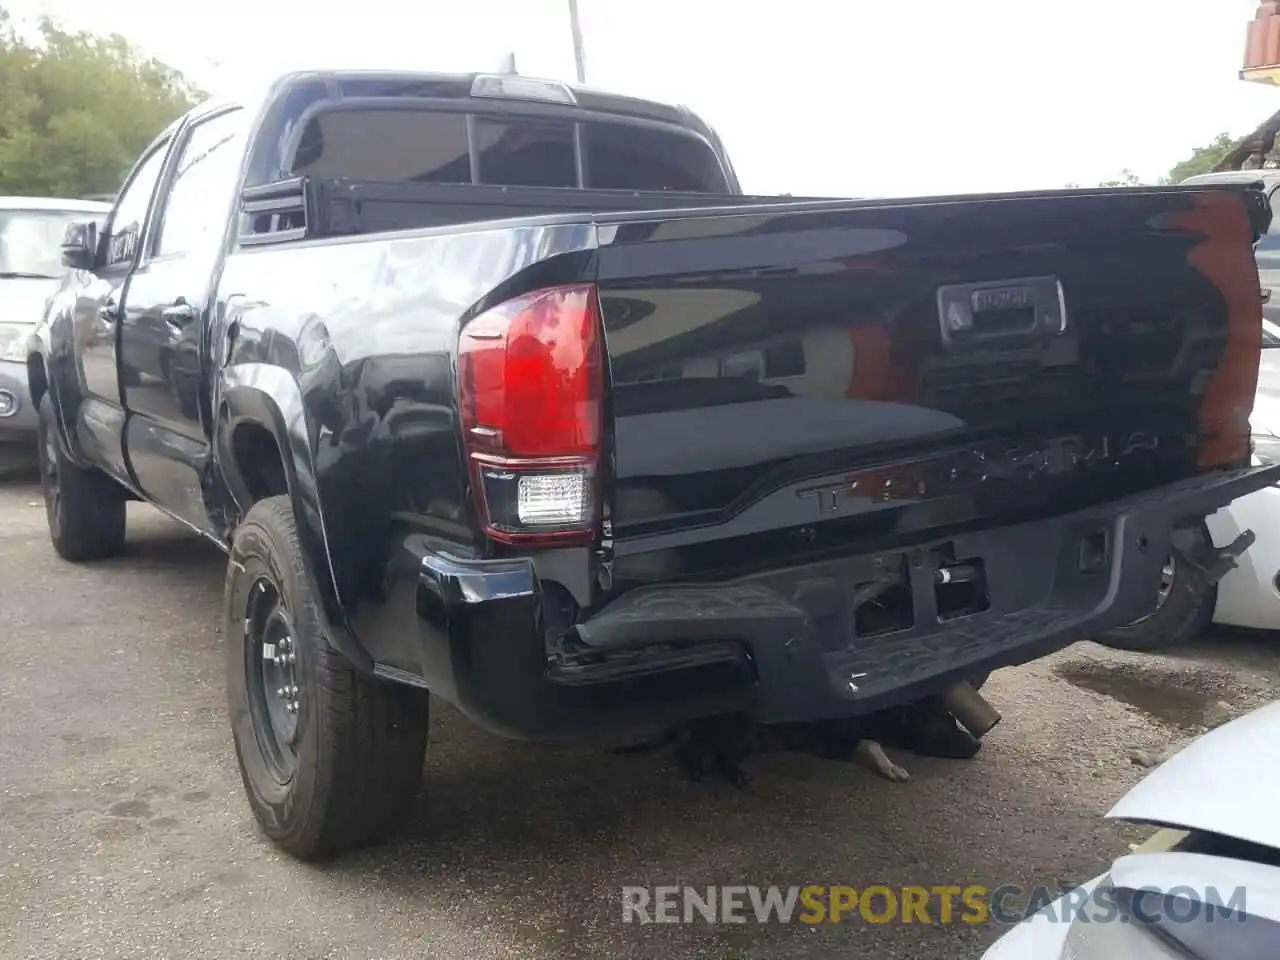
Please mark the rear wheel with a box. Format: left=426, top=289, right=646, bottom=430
left=225, top=495, right=430, bottom=860
left=36, top=393, right=126, bottom=561
left=1095, top=523, right=1218, bottom=653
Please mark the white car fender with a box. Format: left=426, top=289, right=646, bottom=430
left=1106, top=699, right=1280, bottom=851
left=1205, top=483, right=1280, bottom=629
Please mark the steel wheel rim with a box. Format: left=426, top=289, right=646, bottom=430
left=244, top=576, right=301, bottom=783
left=1133, top=556, right=1177, bottom=624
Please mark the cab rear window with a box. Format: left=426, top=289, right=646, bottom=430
left=290, top=108, right=729, bottom=194
left=583, top=120, right=728, bottom=193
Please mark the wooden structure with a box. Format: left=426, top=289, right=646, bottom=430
left=1244, top=3, right=1280, bottom=84
left=1213, top=106, right=1280, bottom=172
left=1223, top=6, right=1280, bottom=170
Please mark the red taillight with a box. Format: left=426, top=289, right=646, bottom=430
left=458, top=283, right=603, bottom=546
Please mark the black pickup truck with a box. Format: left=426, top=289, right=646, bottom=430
left=28, top=68, right=1280, bottom=860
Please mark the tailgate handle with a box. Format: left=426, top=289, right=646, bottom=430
left=936, top=276, right=1067, bottom=348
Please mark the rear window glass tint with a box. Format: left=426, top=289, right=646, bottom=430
left=584, top=122, right=726, bottom=193
left=474, top=118, right=577, bottom=187
left=285, top=108, right=728, bottom=194
left=290, top=110, right=472, bottom=183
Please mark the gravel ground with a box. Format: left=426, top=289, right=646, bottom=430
left=2, top=475, right=1278, bottom=960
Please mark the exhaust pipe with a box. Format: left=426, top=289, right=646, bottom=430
left=937, top=680, right=1002, bottom=739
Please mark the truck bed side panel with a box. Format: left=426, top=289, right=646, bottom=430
left=212, top=220, right=598, bottom=645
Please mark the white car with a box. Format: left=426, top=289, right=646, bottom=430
left=0, top=196, right=112, bottom=456
left=1095, top=320, right=1280, bottom=650
left=980, top=698, right=1280, bottom=958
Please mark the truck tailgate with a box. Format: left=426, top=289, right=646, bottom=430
left=593, top=187, right=1270, bottom=584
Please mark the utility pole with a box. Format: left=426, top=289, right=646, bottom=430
left=567, top=0, right=587, bottom=84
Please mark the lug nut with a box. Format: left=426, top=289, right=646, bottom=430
left=286, top=653, right=296, bottom=664
left=287, top=702, right=298, bottom=714
left=276, top=687, right=285, bottom=698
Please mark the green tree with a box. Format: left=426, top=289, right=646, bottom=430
left=1064, top=169, right=1145, bottom=188
left=1097, top=168, right=1143, bottom=187
left=0, top=8, right=202, bottom=198
left=1165, top=132, right=1236, bottom=184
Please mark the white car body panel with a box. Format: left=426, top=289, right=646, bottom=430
left=1206, top=487, right=1280, bottom=630
left=1106, top=699, right=1280, bottom=850
left=1111, top=851, right=1280, bottom=921
left=980, top=701, right=1280, bottom=957
left=1204, top=372, right=1280, bottom=631
left=979, top=875, right=1106, bottom=959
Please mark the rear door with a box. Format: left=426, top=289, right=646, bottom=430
left=118, top=106, right=247, bottom=531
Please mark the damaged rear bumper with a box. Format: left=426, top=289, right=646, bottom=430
left=368, top=464, right=1280, bottom=739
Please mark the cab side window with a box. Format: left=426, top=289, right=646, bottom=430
left=103, top=145, right=168, bottom=269
left=151, top=109, right=247, bottom=259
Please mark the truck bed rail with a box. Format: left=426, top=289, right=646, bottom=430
left=235, top=176, right=837, bottom=246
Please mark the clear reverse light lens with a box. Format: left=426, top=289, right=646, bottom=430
left=517, top=472, right=588, bottom=526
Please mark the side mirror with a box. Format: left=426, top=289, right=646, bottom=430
left=60, top=220, right=98, bottom=271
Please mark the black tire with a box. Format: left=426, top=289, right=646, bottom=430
left=224, top=495, right=430, bottom=860
left=36, top=393, right=126, bottom=562
left=1095, top=524, right=1218, bottom=653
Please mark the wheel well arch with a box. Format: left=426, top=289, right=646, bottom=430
left=224, top=418, right=289, bottom=511
left=213, top=388, right=373, bottom=673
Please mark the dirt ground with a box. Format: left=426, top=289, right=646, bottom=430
left=2, top=475, right=1277, bottom=960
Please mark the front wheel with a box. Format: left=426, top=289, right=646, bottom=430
left=1094, top=523, right=1218, bottom=653
left=224, top=495, right=430, bottom=860
left=36, top=393, right=126, bottom=562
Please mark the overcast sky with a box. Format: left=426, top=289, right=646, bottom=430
left=11, top=0, right=1280, bottom=197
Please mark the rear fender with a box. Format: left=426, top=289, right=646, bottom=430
left=215, top=362, right=373, bottom=673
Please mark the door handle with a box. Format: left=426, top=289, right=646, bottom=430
left=162, top=299, right=197, bottom=329
left=98, top=299, right=119, bottom=326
